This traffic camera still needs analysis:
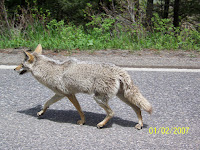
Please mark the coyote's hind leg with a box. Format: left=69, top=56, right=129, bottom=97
left=131, top=105, right=143, bottom=130
left=37, top=94, right=64, bottom=116
left=117, top=93, right=143, bottom=130
left=94, top=94, right=114, bottom=129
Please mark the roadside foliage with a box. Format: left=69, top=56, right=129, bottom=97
left=0, top=0, right=199, bottom=51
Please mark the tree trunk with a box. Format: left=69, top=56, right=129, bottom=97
left=0, top=0, right=10, bottom=28
left=173, top=0, right=180, bottom=27
left=164, top=0, right=170, bottom=18
left=146, top=0, right=154, bottom=30
left=126, top=0, right=136, bottom=23
left=135, top=0, right=139, bottom=21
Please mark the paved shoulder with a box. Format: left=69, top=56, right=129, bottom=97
left=0, top=49, right=200, bottom=69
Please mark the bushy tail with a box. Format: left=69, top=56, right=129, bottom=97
left=119, top=70, right=152, bottom=114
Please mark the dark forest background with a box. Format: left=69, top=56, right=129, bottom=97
left=0, top=0, right=199, bottom=50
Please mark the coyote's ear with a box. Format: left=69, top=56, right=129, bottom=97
left=34, top=44, right=42, bottom=54
left=23, top=51, right=34, bottom=63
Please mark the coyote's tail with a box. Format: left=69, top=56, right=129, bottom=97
left=119, top=71, right=152, bottom=114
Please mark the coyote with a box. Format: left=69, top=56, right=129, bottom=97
left=14, top=44, right=152, bottom=129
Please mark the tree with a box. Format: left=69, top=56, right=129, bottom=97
left=163, top=0, right=170, bottom=18
left=135, top=0, right=139, bottom=21
left=0, top=0, right=10, bottom=28
left=173, top=0, right=180, bottom=27
left=146, top=0, right=154, bottom=30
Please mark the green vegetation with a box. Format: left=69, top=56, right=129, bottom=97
left=0, top=0, right=199, bottom=51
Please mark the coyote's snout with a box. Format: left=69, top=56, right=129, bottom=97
left=15, top=44, right=152, bottom=129
left=14, top=64, right=27, bottom=75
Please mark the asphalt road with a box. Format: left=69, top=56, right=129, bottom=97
left=0, top=69, right=199, bottom=149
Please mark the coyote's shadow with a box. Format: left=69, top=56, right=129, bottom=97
left=18, top=105, right=148, bottom=128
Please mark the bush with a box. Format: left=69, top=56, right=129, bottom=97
left=0, top=18, right=199, bottom=51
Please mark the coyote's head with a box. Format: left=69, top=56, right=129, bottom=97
left=14, top=44, right=42, bottom=75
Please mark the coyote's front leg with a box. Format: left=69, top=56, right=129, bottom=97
left=37, top=94, right=64, bottom=116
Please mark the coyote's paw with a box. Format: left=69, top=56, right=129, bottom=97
left=77, top=120, right=85, bottom=125
left=135, top=124, right=143, bottom=130
left=37, top=110, right=44, bottom=116
left=97, top=123, right=104, bottom=129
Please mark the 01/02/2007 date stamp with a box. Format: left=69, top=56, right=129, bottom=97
left=149, top=127, right=189, bottom=135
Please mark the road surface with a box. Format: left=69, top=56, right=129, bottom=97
left=0, top=68, right=199, bottom=149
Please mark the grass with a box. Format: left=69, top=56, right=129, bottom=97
left=0, top=20, right=200, bottom=51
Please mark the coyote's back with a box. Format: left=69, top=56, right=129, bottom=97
left=14, top=44, right=152, bottom=129
left=61, top=61, right=122, bottom=97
